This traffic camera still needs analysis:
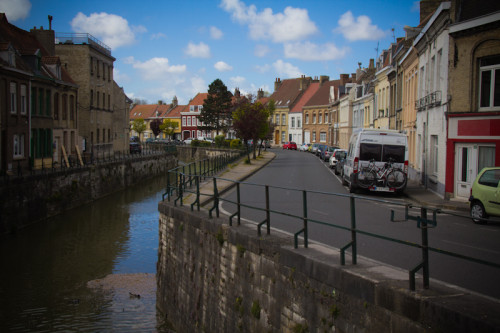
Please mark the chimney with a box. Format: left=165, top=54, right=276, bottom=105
left=340, top=74, right=349, bottom=86
left=319, top=75, right=329, bottom=86
left=30, top=24, right=55, bottom=56
left=420, top=0, right=443, bottom=25
left=257, top=88, right=264, bottom=100
left=172, top=96, right=178, bottom=107
left=274, top=78, right=282, bottom=92
left=369, top=58, right=374, bottom=69
left=234, top=88, right=240, bottom=98
left=351, top=73, right=357, bottom=81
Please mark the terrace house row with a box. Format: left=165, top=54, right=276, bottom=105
left=0, top=14, right=131, bottom=175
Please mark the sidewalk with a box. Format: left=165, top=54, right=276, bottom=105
left=182, top=150, right=470, bottom=213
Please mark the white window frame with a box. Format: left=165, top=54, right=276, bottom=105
left=198, top=105, right=203, bottom=112
left=182, top=116, right=186, bottom=126
left=324, top=112, right=328, bottom=124
left=281, top=114, right=286, bottom=125
left=10, top=82, right=17, bottom=114
left=305, top=114, right=309, bottom=124
left=291, top=117, right=295, bottom=128
left=479, top=62, right=500, bottom=111
left=281, top=131, right=286, bottom=143
left=318, top=113, right=322, bottom=124
left=320, top=132, right=326, bottom=142
left=431, top=135, right=438, bottom=175
left=313, top=113, right=316, bottom=124
left=187, top=117, right=191, bottom=126
left=275, top=114, right=279, bottom=125
left=297, top=117, right=301, bottom=128
left=312, top=131, right=316, bottom=142
left=190, top=105, right=194, bottom=112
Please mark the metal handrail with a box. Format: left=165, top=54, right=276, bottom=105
left=164, top=167, right=500, bottom=292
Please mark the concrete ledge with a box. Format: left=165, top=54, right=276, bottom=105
left=157, top=201, right=500, bottom=332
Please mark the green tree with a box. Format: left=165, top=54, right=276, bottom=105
left=160, top=119, right=179, bottom=140
left=232, top=101, right=270, bottom=163
left=199, top=79, right=233, bottom=135
left=131, top=118, right=146, bottom=141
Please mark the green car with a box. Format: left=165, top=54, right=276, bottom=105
left=469, top=167, right=500, bottom=223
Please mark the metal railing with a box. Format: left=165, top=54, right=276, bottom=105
left=1, top=143, right=177, bottom=183
left=163, top=168, right=500, bottom=292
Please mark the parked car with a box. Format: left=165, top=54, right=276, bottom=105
left=343, top=129, right=408, bottom=193
left=316, top=144, right=327, bottom=157
left=335, top=153, right=347, bottom=176
left=259, top=140, right=271, bottom=148
left=329, top=149, right=347, bottom=174
left=469, top=167, right=500, bottom=224
left=310, top=143, right=319, bottom=154
left=282, top=141, right=297, bottom=150
left=323, top=146, right=339, bottom=162
left=299, top=143, right=310, bottom=152
left=129, top=140, right=142, bottom=154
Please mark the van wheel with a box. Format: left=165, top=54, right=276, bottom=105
left=348, top=176, right=356, bottom=193
left=342, top=174, right=348, bottom=186
left=471, top=201, right=487, bottom=224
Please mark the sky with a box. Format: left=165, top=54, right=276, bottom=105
left=2, top=0, right=420, bottom=105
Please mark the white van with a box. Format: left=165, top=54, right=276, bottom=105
left=342, top=129, right=408, bottom=193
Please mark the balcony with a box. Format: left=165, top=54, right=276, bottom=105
left=415, top=91, right=442, bottom=111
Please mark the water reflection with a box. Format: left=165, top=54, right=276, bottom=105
left=0, top=175, right=169, bottom=332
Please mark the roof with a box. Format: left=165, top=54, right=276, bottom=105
left=304, top=80, right=341, bottom=107
left=188, top=92, right=208, bottom=106
left=270, top=78, right=305, bottom=109
left=165, top=105, right=186, bottom=118
left=290, top=82, right=320, bottom=113
left=129, top=104, right=172, bottom=120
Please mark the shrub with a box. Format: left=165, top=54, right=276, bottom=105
left=230, top=139, right=241, bottom=149
left=215, top=135, right=226, bottom=147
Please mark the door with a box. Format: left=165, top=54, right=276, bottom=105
left=455, top=144, right=477, bottom=199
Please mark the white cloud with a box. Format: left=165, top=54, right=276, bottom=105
left=255, top=64, right=271, bottom=73
left=113, top=68, right=130, bottom=83
left=0, top=0, right=31, bottom=21
left=230, top=76, right=245, bottom=84
left=284, top=42, right=349, bottom=61
left=184, top=42, right=211, bottom=58
left=254, top=44, right=270, bottom=57
left=71, top=12, right=137, bottom=49
left=151, top=32, right=167, bottom=40
left=273, top=60, right=302, bottom=78
left=334, top=11, right=385, bottom=41
left=220, top=0, right=317, bottom=43
left=126, top=56, right=186, bottom=80
left=214, top=61, right=233, bottom=72
left=210, top=26, right=223, bottom=39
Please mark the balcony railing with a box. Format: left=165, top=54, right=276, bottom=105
left=55, top=33, right=112, bottom=56
left=415, top=91, right=442, bottom=111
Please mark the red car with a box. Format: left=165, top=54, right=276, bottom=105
left=282, top=141, right=297, bottom=150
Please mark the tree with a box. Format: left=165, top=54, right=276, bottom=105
left=131, top=118, right=146, bottom=141
left=160, top=119, right=179, bottom=140
left=199, top=79, right=233, bottom=135
left=232, top=101, right=270, bottom=163
left=150, top=119, right=162, bottom=138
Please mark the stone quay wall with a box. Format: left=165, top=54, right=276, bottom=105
left=157, top=201, right=500, bottom=333
left=0, top=154, right=176, bottom=234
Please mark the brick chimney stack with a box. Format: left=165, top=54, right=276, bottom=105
left=319, top=75, right=329, bottom=87
left=340, top=74, right=350, bottom=86
left=257, top=88, right=264, bottom=100
left=274, top=78, right=282, bottom=92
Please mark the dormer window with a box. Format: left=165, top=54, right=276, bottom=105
left=8, top=49, right=15, bottom=66
left=198, top=105, right=203, bottom=112
left=190, top=105, right=194, bottom=112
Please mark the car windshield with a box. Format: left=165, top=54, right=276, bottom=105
left=478, top=169, right=500, bottom=188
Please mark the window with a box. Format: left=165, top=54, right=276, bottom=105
left=190, top=105, right=195, bottom=112
left=320, top=132, right=326, bottom=142
left=312, top=132, right=316, bottom=142
left=197, top=118, right=201, bottom=126
left=281, top=131, right=286, bottom=143
left=275, top=114, right=279, bottom=125
left=478, top=169, right=500, bottom=188
left=282, top=114, right=286, bottom=125
left=313, top=113, right=316, bottom=124
left=20, top=85, right=26, bottom=115
left=90, top=57, right=94, bottom=75
left=102, top=93, right=106, bottom=109
left=478, top=146, right=495, bottom=172
left=10, top=82, right=17, bottom=113
left=291, top=117, right=295, bottom=128
left=38, top=88, right=44, bottom=115
left=479, top=56, right=500, bottom=110
left=430, top=135, right=438, bottom=174
left=62, top=94, right=68, bottom=120
left=90, top=90, right=94, bottom=106
left=297, top=117, right=301, bottom=128
left=70, top=95, right=75, bottom=120
left=187, top=117, right=191, bottom=126
left=108, top=95, right=110, bottom=110
left=54, top=93, right=59, bottom=120
left=13, top=134, right=24, bottom=158
left=199, top=105, right=203, bottom=112
left=305, top=113, right=309, bottom=124
left=324, top=112, right=328, bottom=124
left=97, top=92, right=100, bottom=109
left=318, top=113, right=322, bottom=124
left=436, top=49, right=442, bottom=90
left=103, top=63, right=106, bottom=80
left=182, top=116, right=186, bottom=126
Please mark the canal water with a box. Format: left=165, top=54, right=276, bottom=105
left=0, top=175, right=173, bottom=332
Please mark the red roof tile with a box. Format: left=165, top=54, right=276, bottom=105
left=304, top=80, right=341, bottom=107
left=290, top=82, right=320, bottom=113
left=188, top=93, right=208, bottom=106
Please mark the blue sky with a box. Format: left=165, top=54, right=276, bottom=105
left=2, top=0, right=420, bottom=105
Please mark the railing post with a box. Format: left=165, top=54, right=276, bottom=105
left=265, top=185, right=270, bottom=235
left=209, top=178, right=219, bottom=218
left=350, top=196, right=357, bottom=265
left=230, top=182, right=241, bottom=226
left=303, top=190, right=308, bottom=248
left=421, top=207, right=430, bottom=289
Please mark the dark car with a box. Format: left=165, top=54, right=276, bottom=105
left=129, top=140, right=142, bottom=154
left=316, top=144, right=327, bottom=157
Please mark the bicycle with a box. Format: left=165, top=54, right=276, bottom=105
left=358, top=158, right=407, bottom=190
